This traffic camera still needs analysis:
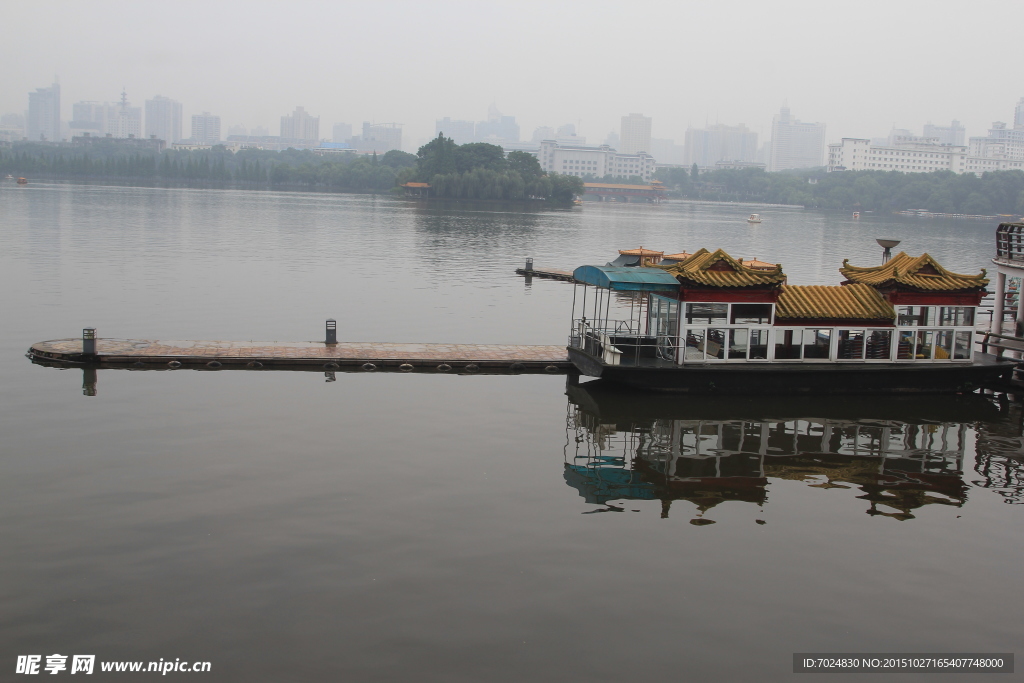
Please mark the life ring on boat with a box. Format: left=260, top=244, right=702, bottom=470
left=247, top=361, right=263, bottom=369
left=399, top=363, right=414, bottom=372
left=361, top=363, right=376, bottom=371
left=545, top=365, right=559, bottom=373
left=464, top=364, right=480, bottom=373
left=436, top=363, right=452, bottom=372
left=509, top=362, right=526, bottom=374
left=167, top=360, right=182, bottom=369
left=206, top=361, right=222, bottom=368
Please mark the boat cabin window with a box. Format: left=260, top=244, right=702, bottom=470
left=899, top=305, right=975, bottom=328
left=773, top=329, right=832, bottom=360
left=685, top=303, right=728, bottom=325
left=936, top=306, right=974, bottom=327
left=837, top=329, right=893, bottom=360
left=730, top=303, right=773, bottom=325
left=897, top=306, right=934, bottom=326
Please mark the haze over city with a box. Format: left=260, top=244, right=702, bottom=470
left=4, top=0, right=1023, bottom=151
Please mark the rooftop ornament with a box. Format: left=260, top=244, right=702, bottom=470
left=876, top=238, right=901, bottom=263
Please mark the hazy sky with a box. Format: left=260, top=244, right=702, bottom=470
left=5, top=0, right=1023, bottom=151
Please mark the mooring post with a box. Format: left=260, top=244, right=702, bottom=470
left=82, top=327, right=96, bottom=357
left=525, top=257, right=534, bottom=272
left=325, top=319, right=337, bottom=345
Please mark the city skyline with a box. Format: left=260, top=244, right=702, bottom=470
left=3, top=1, right=1021, bottom=154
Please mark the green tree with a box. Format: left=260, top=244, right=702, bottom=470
left=380, top=149, right=417, bottom=169
left=507, top=150, right=543, bottom=179
left=454, top=142, right=508, bottom=173
left=416, top=134, right=457, bottom=180
left=691, top=163, right=699, bottom=181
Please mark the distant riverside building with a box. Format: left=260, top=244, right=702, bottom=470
left=0, top=113, right=25, bottom=143
left=70, top=101, right=113, bottom=137
left=352, top=122, right=402, bottom=153
left=969, top=121, right=1024, bottom=161
left=536, top=140, right=656, bottom=181
left=109, top=91, right=142, bottom=139
left=922, top=120, right=965, bottom=147
left=650, top=138, right=685, bottom=165
left=280, top=106, right=319, bottom=141
left=826, top=137, right=1024, bottom=175
left=145, top=96, right=182, bottom=144
left=1015, top=96, right=1024, bottom=128
left=684, top=123, right=758, bottom=167
left=768, top=106, right=825, bottom=171
left=28, top=80, right=61, bottom=142
left=435, top=117, right=476, bottom=145
left=332, top=122, right=352, bottom=144
left=191, top=112, right=221, bottom=145
left=620, top=113, right=652, bottom=154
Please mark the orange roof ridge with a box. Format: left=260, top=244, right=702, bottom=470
left=776, top=284, right=894, bottom=321
left=663, top=247, right=786, bottom=288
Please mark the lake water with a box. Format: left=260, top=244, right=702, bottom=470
left=2, top=183, right=1021, bottom=681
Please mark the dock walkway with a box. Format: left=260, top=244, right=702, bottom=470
left=29, top=338, right=572, bottom=373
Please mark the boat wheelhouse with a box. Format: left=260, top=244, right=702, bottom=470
left=567, top=247, right=1012, bottom=392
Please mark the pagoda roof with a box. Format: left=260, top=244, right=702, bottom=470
left=739, top=257, right=778, bottom=271
left=663, top=248, right=786, bottom=288
left=618, top=247, right=663, bottom=256
left=840, top=252, right=988, bottom=291
left=776, top=284, right=895, bottom=321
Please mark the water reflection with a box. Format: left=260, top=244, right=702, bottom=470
left=565, top=381, right=1024, bottom=520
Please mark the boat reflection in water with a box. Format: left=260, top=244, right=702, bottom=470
left=564, top=380, right=1024, bottom=521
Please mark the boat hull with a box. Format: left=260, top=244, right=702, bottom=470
left=567, top=347, right=1015, bottom=394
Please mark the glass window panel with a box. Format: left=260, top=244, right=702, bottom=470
left=866, top=330, right=892, bottom=359
left=837, top=329, right=865, bottom=359
left=937, top=306, right=974, bottom=327
left=749, top=329, right=770, bottom=359
left=897, top=331, right=915, bottom=359
left=730, top=303, right=773, bottom=324
left=685, top=303, right=728, bottom=324
left=897, top=306, right=933, bottom=326
left=935, top=330, right=954, bottom=359
left=915, top=330, right=934, bottom=359
left=774, top=329, right=801, bottom=359
left=803, top=329, right=831, bottom=359
left=684, top=328, right=705, bottom=361
left=954, top=331, right=972, bottom=359
left=728, top=328, right=748, bottom=359
left=706, top=328, right=727, bottom=359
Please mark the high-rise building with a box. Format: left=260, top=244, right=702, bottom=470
left=435, top=117, right=476, bottom=145
left=27, top=80, right=61, bottom=142
left=71, top=102, right=113, bottom=137
left=476, top=104, right=519, bottom=144
left=280, top=106, right=319, bottom=141
left=109, top=91, right=142, bottom=139
left=1015, top=97, right=1024, bottom=129
left=768, top=106, right=825, bottom=171
left=684, top=123, right=758, bottom=167
left=145, top=96, right=182, bottom=143
left=332, top=122, right=352, bottom=143
left=191, top=112, right=221, bottom=144
left=969, top=121, right=1024, bottom=160
left=353, top=122, right=402, bottom=153
left=620, top=113, right=652, bottom=154
left=923, top=120, right=965, bottom=146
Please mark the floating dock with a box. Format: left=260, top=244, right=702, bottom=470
left=28, top=338, right=573, bottom=374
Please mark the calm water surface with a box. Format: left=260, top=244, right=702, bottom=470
left=1, top=183, right=1022, bottom=681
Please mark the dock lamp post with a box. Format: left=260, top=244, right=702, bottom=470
left=876, top=238, right=901, bottom=263
left=82, top=327, right=97, bottom=357
left=325, top=319, right=337, bottom=345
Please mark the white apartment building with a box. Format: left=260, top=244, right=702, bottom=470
left=826, top=138, right=1024, bottom=175
left=191, top=112, right=221, bottom=145
left=280, top=106, right=319, bottom=141
left=145, top=96, right=182, bottom=144
left=969, top=122, right=1024, bottom=161
left=536, top=140, right=656, bottom=181
left=769, top=106, right=826, bottom=171
left=620, top=113, right=652, bottom=155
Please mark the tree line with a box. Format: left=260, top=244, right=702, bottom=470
left=655, top=166, right=1024, bottom=215
left=0, top=137, right=585, bottom=202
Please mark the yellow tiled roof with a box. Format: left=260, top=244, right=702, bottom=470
left=663, top=251, right=692, bottom=260
left=739, top=258, right=778, bottom=271
left=776, top=284, right=895, bottom=321
left=840, top=252, right=988, bottom=291
left=663, top=248, right=786, bottom=288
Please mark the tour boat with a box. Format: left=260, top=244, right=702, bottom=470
left=565, top=247, right=1014, bottom=393
left=747, top=214, right=762, bottom=223
left=16, top=177, right=27, bottom=185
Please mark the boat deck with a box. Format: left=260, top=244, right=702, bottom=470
left=29, top=338, right=573, bottom=372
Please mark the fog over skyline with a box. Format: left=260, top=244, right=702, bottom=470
left=5, top=0, right=1023, bottom=150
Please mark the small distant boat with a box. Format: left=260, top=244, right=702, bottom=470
left=4, top=174, right=14, bottom=180
left=747, top=213, right=762, bottom=223
left=852, top=212, right=861, bottom=219
left=16, top=177, right=27, bottom=185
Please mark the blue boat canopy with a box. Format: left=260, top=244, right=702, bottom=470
left=572, top=266, right=681, bottom=292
